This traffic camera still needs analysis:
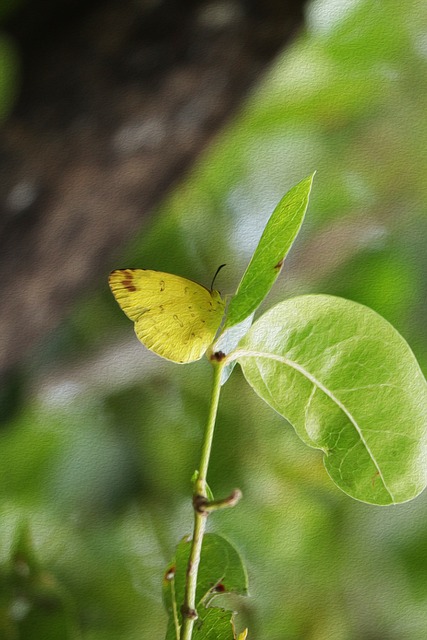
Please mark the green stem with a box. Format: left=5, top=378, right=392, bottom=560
left=179, top=362, right=224, bottom=640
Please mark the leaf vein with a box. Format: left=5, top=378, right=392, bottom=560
left=234, top=349, right=395, bottom=501
left=304, top=384, right=317, bottom=431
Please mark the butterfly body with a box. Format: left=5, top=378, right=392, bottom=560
left=109, top=269, right=225, bottom=363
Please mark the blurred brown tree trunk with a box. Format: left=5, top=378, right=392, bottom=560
left=0, top=0, right=308, bottom=377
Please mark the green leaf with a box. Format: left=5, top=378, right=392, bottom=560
left=164, top=616, right=179, bottom=640
left=235, top=295, right=427, bottom=505
left=164, top=609, right=237, bottom=640
left=193, top=534, right=248, bottom=604
left=224, top=174, right=314, bottom=330
left=163, top=533, right=248, bottom=637
left=193, top=608, right=234, bottom=640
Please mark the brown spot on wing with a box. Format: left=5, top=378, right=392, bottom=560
left=121, top=279, right=137, bottom=292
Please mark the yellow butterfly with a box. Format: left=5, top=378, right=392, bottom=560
left=109, top=269, right=226, bottom=364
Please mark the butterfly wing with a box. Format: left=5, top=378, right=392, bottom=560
left=109, top=269, right=225, bottom=363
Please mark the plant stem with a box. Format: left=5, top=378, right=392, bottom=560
left=179, top=362, right=224, bottom=640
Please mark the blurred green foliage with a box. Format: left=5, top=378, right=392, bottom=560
left=0, top=32, right=18, bottom=121
left=3, top=0, right=427, bottom=638
left=0, top=0, right=21, bottom=121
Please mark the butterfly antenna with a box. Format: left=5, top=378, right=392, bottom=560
left=210, top=264, right=226, bottom=291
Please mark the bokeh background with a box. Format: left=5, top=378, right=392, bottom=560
left=1, top=0, right=427, bottom=638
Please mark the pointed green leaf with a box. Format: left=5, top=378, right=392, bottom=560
left=163, top=533, right=248, bottom=637
left=224, top=174, right=314, bottom=330
left=236, top=295, right=427, bottom=505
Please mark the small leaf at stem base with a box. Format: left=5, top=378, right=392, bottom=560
left=163, top=533, right=248, bottom=639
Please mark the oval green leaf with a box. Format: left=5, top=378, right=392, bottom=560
left=235, top=295, right=427, bottom=505
left=163, top=532, right=248, bottom=638
left=224, top=174, right=314, bottom=330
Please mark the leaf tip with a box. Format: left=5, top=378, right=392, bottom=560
left=305, top=170, right=316, bottom=190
